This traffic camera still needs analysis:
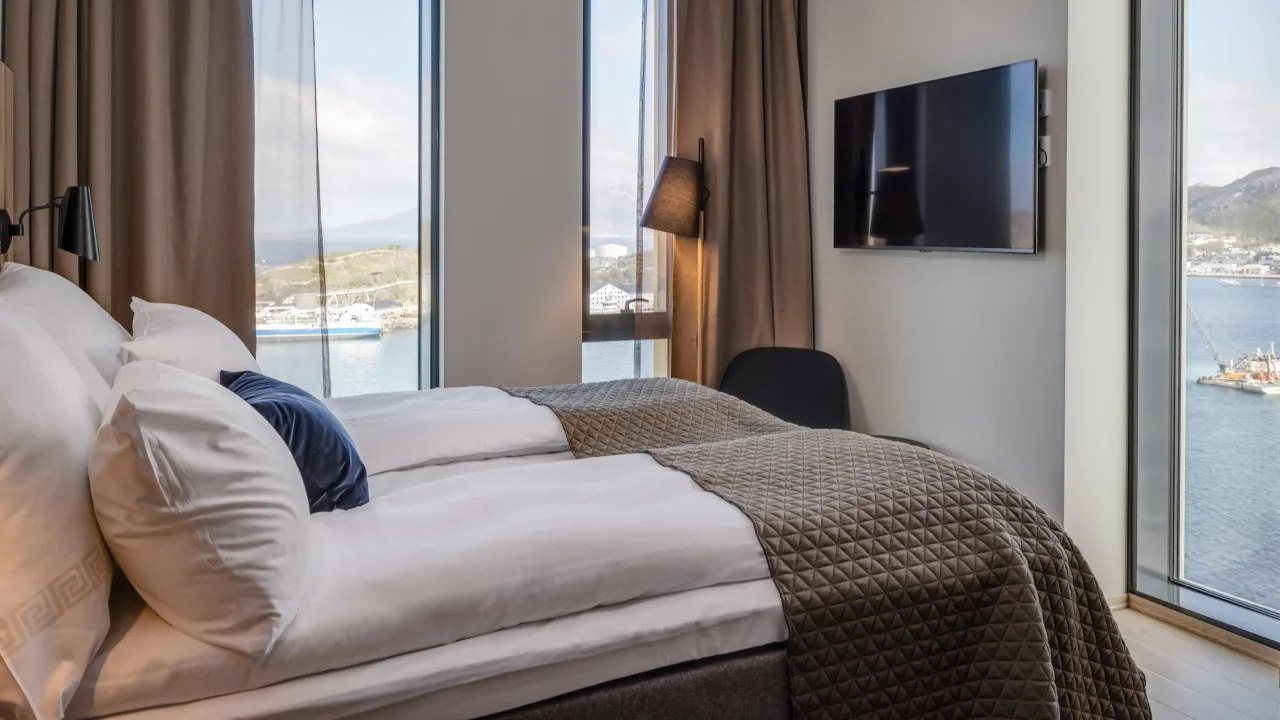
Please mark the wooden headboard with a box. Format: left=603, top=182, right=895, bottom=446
left=0, top=62, right=13, bottom=266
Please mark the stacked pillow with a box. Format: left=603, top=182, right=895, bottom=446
left=0, top=263, right=371, bottom=716
left=94, top=297, right=372, bottom=654
left=119, top=297, right=261, bottom=381
left=0, top=312, right=112, bottom=720
left=0, top=262, right=130, bottom=410
left=118, top=295, right=369, bottom=513
left=91, top=361, right=311, bottom=657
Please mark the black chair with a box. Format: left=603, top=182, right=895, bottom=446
left=718, top=347, right=929, bottom=449
left=719, top=347, right=848, bottom=430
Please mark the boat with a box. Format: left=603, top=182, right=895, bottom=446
left=256, top=303, right=385, bottom=342
left=256, top=319, right=384, bottom=342
left=1188, top=303, right=1280, bottom=395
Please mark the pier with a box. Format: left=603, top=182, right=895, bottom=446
left=1197, top=377, right=1280, bottom=395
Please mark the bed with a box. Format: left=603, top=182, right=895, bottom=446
left=0, top=263, right=1151, bottom=720
left=66, top=382, right=1147, bottom=719
left=60, top=386, right=784, bottom=719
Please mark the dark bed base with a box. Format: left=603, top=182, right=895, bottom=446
left=479, top=645, right=791, bottom=720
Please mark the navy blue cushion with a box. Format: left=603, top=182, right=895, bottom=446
left=220, top=370, right=369, bottom=513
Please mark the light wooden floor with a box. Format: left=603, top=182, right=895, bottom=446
left=1115, top=608, right=1280, bottom=719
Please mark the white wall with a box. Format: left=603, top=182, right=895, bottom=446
left=1063, top=0, right=1130, bottom=596
left=439, top=0, right=583, bottom=387
left=809, top=0, right=1069, bottom=517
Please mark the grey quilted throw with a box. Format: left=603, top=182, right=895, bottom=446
left=506, top=377, right=799, bottom=456
left=505, top=379, right=1151, bottom=719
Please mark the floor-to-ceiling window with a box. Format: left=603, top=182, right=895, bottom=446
left=1133, top=0, right=1280, bottom=644
left=582, top=0, right=670, bottom=382
left=252, top=0, right=437, bottom=398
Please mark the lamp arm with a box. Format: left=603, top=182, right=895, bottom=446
left=13, top=198, right=61, bottom=237
left=0, top=199, right=62, bottom=255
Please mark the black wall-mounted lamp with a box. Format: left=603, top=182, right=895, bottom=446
left=0, top=186, right=100, bottom=261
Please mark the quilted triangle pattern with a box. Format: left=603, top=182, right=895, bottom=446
left=505, top=379, right=1152, bottom=719
left=506, top=377, right=799, bottom=456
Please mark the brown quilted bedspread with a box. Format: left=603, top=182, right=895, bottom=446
left=505, top=378, right=1151, bottom=719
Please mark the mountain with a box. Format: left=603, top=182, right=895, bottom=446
left=255, top=209, right=422, bottom=267
left=253, top=206, right=655, bottom=267
left=325, top=209, right=418, bottom=241
left=1188, top=167, right=1280, bottom=239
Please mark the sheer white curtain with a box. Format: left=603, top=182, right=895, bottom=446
left=253, top=0, right=332, bottom=397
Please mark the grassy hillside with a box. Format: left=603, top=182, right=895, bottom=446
left=256, top=246, right=419, bottom=307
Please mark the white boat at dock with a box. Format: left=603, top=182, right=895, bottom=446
left=257, top=320, right=383, bottom=342
left=256, top=303, right=384, bottom=342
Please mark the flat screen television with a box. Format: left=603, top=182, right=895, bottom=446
left=833, top=60, right=1039, bottom=253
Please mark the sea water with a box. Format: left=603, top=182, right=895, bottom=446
left=1183, top=277, right=1280, bottom=610
left=257, top=329, right=651, bottom=396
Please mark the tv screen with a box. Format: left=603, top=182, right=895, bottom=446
left=833, top=60, right=1039, bottom=253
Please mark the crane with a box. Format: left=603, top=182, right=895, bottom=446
left=1187, top=302, right=1230, bottom=374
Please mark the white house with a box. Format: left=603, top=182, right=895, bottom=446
left=595, top=243, right=630, bottom=259
left=588, top=283, right=655, bottom=313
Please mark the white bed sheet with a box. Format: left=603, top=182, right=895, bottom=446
left=93, top=581, right=785, bottom=720
left=70, top=453, right=779, bottom=719
left=324, top=386, right=569, bottom=476
left=367, top=451, right=577, bottom=500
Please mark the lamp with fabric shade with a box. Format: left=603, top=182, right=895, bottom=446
left=640, top=155, right=703, bottom=237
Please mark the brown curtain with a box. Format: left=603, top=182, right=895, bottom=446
left=4, top=0, right=257, bottom=348
left=670, top=0, right=814, bottom=386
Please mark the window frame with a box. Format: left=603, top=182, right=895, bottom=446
left=251, top=0, right=439, bottom=397
left=1130, top=0, right=1280, bottom=648
left=421, top=0, right=442, bottom=389
left=581, top=0, right=672, bottom=345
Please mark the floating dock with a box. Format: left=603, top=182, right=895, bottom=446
left=1196, top=377, right=1280, bottom=395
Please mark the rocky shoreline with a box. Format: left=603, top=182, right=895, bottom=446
left=381, top=312, right=420, bottom=332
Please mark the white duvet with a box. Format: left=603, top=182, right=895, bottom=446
left=70, top=454, right=771, bottom=718
left=324, top=387, right=568, bottom=476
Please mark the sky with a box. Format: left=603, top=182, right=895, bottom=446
left=588, top=0, right=656, bottom=241
left=251, top=0, right=1276, bottom=230
left=1186, top=0, right=1280, bottom=186
left=255, top=0, right=651, bottom=234
left=311, top=0, right=420, bottom=228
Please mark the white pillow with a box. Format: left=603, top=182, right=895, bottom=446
left=119, top=297, right=260, bottom=382
left=0, top=262, right=130, bottom=392
left=90, top=361, right=309, bottom=659
left=0, top=314, right=113, bottom=720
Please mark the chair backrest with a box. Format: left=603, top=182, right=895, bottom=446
left=718, top=347, right=848, bottom=430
